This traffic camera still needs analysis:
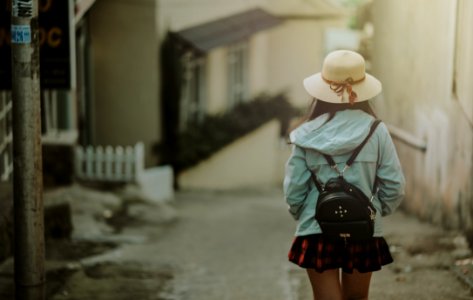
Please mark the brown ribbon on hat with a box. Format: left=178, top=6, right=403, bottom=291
left=322, top=76, right=365, bottom=105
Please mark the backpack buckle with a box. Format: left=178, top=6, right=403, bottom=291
left=331, top=164, right=350, bottom=176
left=368, top=206, right=376, bottom=221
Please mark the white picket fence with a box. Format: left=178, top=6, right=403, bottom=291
left=74, top=142, right=145, bottom=182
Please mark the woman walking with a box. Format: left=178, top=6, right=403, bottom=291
left=284, top=50, right=405, bottom=300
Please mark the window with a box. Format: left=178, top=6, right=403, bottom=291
left=453, top=0, right=473, bottom=125
left=40, top=89, right=78, bottom=144
left=180, top=53, right=206, bottom=131
left=227, top=41, right=249, bottom=108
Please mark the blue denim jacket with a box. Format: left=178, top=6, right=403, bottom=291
left=283, top=109, right=405, bottom=237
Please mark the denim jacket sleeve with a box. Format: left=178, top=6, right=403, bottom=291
left=376, top=123, right=406, bottom=216
left=283, top=145, right=311, bottom=220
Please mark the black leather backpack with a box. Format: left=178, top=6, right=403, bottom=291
left=311, top=120, right=381, bottom=241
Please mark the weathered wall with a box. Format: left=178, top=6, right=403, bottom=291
left=371, top=0, right=473, bottom=229
left=178, top=120, right=290, bottom=189
left=89, top=0, right=160, bottom=166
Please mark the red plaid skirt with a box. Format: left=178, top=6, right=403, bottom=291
left=288, top=234, right=393, bottom=273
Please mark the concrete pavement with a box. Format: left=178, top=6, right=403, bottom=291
left=160, top=189, right=473, bottom=300
left=1, top=185, right=472, bottom=299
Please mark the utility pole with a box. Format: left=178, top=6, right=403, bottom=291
left=10, top=0, right=45, bottom=299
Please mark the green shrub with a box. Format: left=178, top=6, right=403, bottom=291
left=162, top=93, right=299, bottom=173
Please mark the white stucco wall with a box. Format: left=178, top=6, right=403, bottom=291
left=371, top=0, right=473, bottom=229
left=248, top=33, right=270, bottom=97
left=205, top=32, right=274, bottom=114
left=89, top=0, right=160, bottom=166
left=266, top=18, right=346, bottom=108
left=206, top=48, right=228, bottom=114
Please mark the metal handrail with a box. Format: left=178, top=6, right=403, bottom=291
left=387, top=124, right=427, bottom=152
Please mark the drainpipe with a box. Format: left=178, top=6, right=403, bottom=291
left=11, top=0, right=45, bottom=299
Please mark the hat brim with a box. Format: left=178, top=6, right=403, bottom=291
left=303, top=72, right=382, bottom=103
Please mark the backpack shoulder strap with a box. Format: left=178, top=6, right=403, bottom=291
left=309, top=119, right=381, bottom=192
left=319, top=119, right=382, bottom=169
left=346, top=119, right=382, bottom=167
left=310, top=171, right=324, bottom=193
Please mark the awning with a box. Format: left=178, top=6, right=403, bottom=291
left=172, top=8, right=282, bottom=53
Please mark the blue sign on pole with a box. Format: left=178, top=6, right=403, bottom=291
left=11, top=24, right=31, bottom=44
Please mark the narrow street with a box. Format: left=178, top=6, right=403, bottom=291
left=1, top=2, right=473, bottom=300
left=2, top=186, right=472, bottom=299
left=110, top=189, right=298, bottom=300
left=53, top=188, right=472, bottom=300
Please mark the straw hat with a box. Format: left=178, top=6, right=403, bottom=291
left=303, top=50, right=382, bottom=104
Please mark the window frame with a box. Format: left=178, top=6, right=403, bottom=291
left=180, top=52, right=207, bottom=131
left=227, top=40, right=249, bottom=109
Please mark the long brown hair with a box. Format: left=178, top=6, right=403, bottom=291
left=307, top=98, right=377, bottom=122
left=287, top=99, right=377, bottom=135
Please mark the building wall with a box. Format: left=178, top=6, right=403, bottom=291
left=160, top=0, right=278, bottom=116
left=158, top=0, right=267, bottom=36
left=159, top=0, right=348, bottom=115
left=89, top=0, right=160, bottom=166
left=371, top=0, right=473, bottom=229
left=267, top=18, right=346, bottom=108
left=160, top=1, right=350, bottom=190
left=204, top=33, right=274, bottom=115
left=178, top=120, right=289, bottom=189
left=248, top=32, right=270, bottom=98
left=206, top=48, right=228, bottom=114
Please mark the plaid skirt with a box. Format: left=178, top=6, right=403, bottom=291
left=288, top=234, right=393, bottom=274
